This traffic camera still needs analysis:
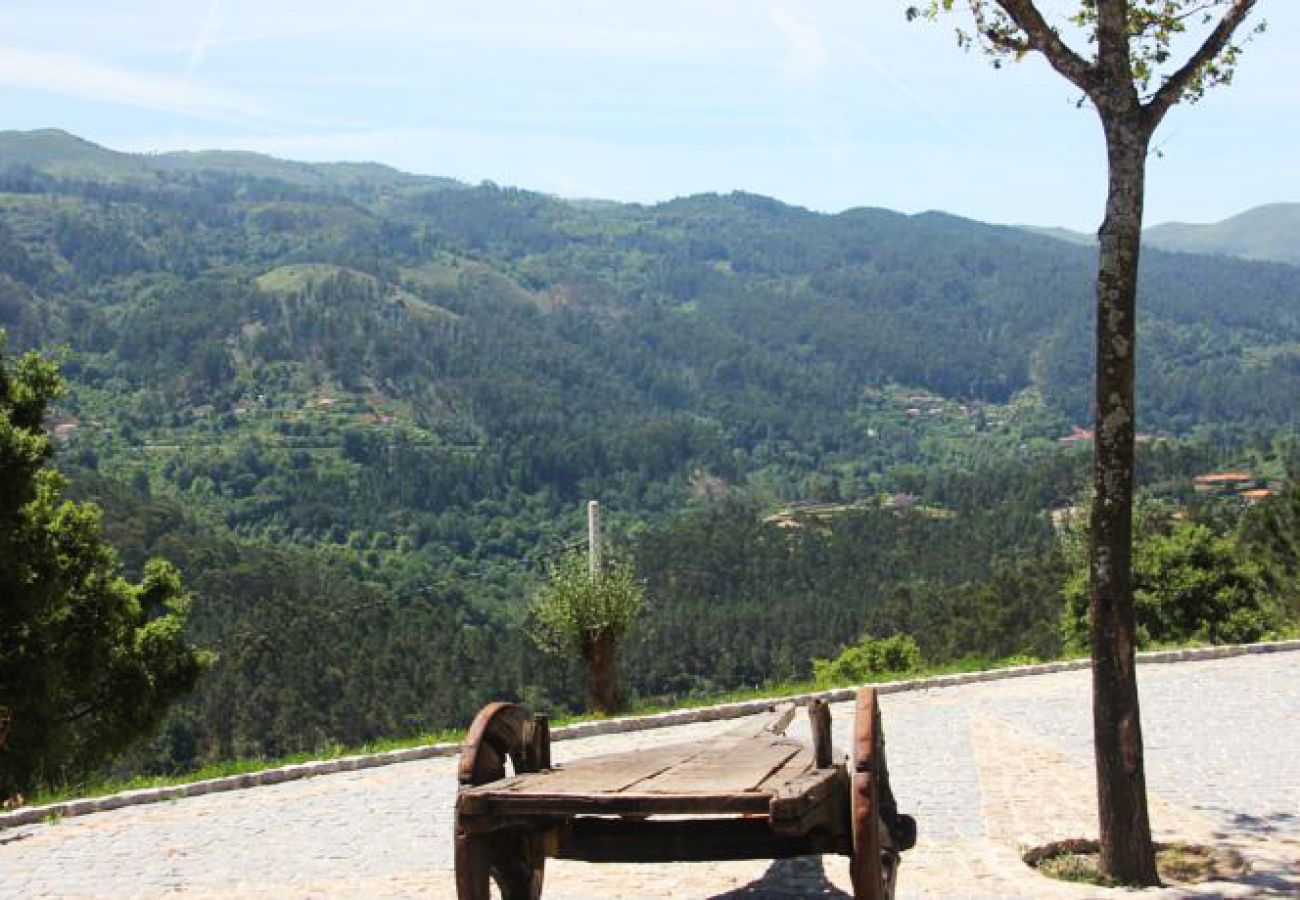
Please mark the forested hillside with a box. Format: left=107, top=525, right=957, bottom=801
left=1144, top=203, right=1300, bottom=267
left=2, top=130, right=1296, bottom=778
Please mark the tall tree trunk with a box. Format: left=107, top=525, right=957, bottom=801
left=583, top=628, right=619, bottom=715
left=1089, top=112, right=1159, bottom=887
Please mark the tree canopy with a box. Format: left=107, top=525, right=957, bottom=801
left=0, top=334, right=206, bottom=798
left=527, top=548, right=645, bottom=713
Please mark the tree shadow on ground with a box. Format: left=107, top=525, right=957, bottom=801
left=707, top=855, right=851, bottom=899
left=1200, top=810, right=1300, bottom=896
left=1220, top=810, right=1296, bottom=837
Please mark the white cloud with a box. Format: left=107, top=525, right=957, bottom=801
left=768, top=1, right=829, bottom=78
left=0, top=45, right=266, bottom=125
left=183, top=0, right=224, bottom=80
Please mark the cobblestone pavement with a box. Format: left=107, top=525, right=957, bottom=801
left=2, top=653, right=1296, bottom=898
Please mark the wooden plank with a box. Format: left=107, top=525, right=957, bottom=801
left=744, top=702, right=797, bottom=737
left=637, top=733, right=807, bottom=795
left=462, top=703, right=800, bottom=800
left=458, top=788, right=772, bottom=818
left=464, top=741, right=713, bottom=796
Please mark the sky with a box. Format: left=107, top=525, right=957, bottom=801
left=1, top=0, right=1296, bottom=232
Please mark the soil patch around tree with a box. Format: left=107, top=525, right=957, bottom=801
left=1024, top=838, right=1248, bottom=888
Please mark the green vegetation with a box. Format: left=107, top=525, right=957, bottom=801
left=25, top=647, right=1070, bottom=810
left=1062, top=513, right=1287, bottom=652
left=813, top=634, right=923, bottom=686
left=0, top=130, right=1295, bottom=796
left=0, top=339, right=206, bottom=798
left=527, top=549, right=645, bottom=713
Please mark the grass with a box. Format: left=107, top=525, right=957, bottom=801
left=19, top=651, right=1060, bottom=811
left=1026, top=839, right=1249, bottom=887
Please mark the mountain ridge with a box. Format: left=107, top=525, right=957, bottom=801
left=1, top=127, right=1296, bottom=776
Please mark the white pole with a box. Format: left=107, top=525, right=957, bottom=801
left=587, top=500, right=602, bottom=581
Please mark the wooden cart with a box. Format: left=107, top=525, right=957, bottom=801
left=454, top=688, right=915, bottom=899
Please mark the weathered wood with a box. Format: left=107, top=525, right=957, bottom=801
left=493, top=831, right=547, bottom=900
left=768, top=766, right=848, bottom=838
left=466, top=721, right=808, bottom=801
left=471, top=741, right=714, bottom=795
left=555, top=817, right=824, bottom=863
left=634, top=733, right=804, bottom=795
left=755, top=702, right=798, bottom=736
left=459, top=787, right=773, bottom=818
left=454, top=832, right=492, bottom=900
left=851, top=770, right=884, bottom=900
left=454, top=693, right=911, bottom=898
left=850, top=688, right=885, bottom=900
left=524, top=714, right=551, bottom=772
left=809, top=699, right=833, bottom=768
left=456, top=703, right=546, bottom=899
left=458, top=702, right=533, bottom=786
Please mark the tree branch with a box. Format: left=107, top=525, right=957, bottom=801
left=1145, top=0, right=1257, bottom=127
left=993, top=0, right=1098, bottom=93
left=1094, top=0, right=1137, bottom=89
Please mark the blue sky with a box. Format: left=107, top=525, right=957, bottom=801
left=2, top=1, right=1295, bottom=231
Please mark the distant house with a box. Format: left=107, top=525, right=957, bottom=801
left=1050, top=505, right=1083, bottom=532
left=882, top=493, right=916, bottom=509
left=1241, top=488, right=1273, bottom=503
left=1058, top=426, right=1093, bottom=445
left=1192, top=472, right=1260, bottom=495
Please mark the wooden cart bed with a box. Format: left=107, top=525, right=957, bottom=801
left=454, top=691, right=914, bottom=899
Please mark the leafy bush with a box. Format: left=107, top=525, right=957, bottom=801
left=527, top=549, right=645, bottom=713
left=812, top=633, right=922, bottom=687
left=1062, top=521, right=1284, bottom=651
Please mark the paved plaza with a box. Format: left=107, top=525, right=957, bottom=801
left=2, top=652, right=1297, bottom=898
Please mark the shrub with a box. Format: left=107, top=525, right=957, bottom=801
left=812, top=633, right=922, bottom=687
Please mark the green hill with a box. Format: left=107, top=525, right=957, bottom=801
left=1, top=129, right=1296, bottom=778
left=1144, top=203, right=1300, bottom=266
left=0, top=128, right=464, bottom=192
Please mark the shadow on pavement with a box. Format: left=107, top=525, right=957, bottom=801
left=708, top=856, right=852, bottom=899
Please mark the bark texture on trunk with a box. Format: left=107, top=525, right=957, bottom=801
left=583, top=628, right=619, bottom=715
left=1089, top=109, right=1159, bottom=887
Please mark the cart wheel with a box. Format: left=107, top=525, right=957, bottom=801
left=456, top=703, right=547, bottom=900
left=850, top=688, right=896, bottom=900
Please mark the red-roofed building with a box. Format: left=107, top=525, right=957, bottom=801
left=1193, top=472, right=1259, bottom=494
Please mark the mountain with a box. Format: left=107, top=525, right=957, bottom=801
left=1017, top=224, right=1095, bottom=247
left=1144, top=203, right=1300, bottom=266
left=1, top=129, right=1297, bottom=772
left=3, top=127, right=1297, bottom=551
left=0, top=127, right=465, bottom=192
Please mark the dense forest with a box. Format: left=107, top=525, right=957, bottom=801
left=1, top=129, right=1296, bottom=781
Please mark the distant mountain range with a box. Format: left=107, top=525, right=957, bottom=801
left=1145, top=204, right=1300, bottom=267
left=1020, top=203, right=1300, bottom=267
left=2, top=127, right=1296, bottom=768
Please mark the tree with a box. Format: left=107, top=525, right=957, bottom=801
left=0, top=334, right=207, bottom=799
left=526, top=549, right=644, bottom=714
left=908, top=0, right=1263, bottom=884
left=1062, top=519, right=1283, bottom=650
left=1237, top=478, right=1300, bottom=621
left=812, top=633, right=922, bottom=687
